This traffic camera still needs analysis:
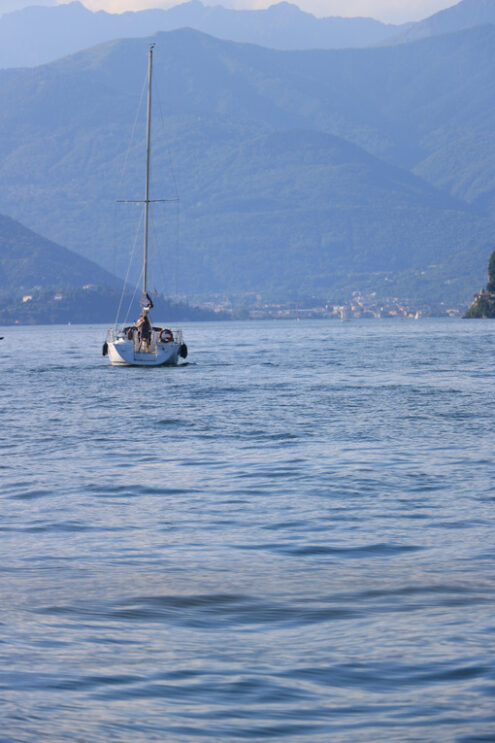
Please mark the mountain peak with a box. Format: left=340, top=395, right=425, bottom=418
left=385, top=0, right=495, bottom=45
left=265, top=2, right=307, bottom=14
left=0, top=1, right=405, bottom=70
left=0, top=212, right=121, bottom=294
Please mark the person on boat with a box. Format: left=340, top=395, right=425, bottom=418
left=135, top=309, right=152, bottom=351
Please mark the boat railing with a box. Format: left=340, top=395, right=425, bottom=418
left=151, top=328, right=183, bottom=346
left=107, top=326, right=182, bottom=354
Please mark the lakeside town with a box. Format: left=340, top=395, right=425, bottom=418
left=197, top=292, right=469, bottom=320
left=1, top=288, right=470, bottom=325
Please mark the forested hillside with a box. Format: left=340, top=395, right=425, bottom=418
left=0, top=21, right=494, bottom=303
left=0, top=212, right=121, bottom=296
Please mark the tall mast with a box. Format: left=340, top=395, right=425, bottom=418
left=143, top=43, right=155, bottom=295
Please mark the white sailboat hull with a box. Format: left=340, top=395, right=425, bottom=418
left=107, top=339, right=181, bottom=367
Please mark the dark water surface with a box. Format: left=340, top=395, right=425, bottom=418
left=1, top=320, right=494, bottom=742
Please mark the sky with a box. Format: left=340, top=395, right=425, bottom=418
left=0, top=0, right=460, bottom=23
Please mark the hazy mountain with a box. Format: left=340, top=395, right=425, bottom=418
left=171, top=128, right=491, bottom=300
left=385, top=0, right=495, bottom=45
left=0, top=27, right=494, bottom=302
left=0, top=212, right=121, bottom=295
left=0, top=0, right=56, bottom=16
left=0, top=285, right=227, bottom=325
left=0, top=1, right=406, bottom=69
left=0, top=209, right=222, bottom=323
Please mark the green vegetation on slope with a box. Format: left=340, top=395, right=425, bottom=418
left=0, top=286, right=226, bottom=326
left=464, top=249, right=495, bottom=317
left=0, top=212, right=121, bottom=296
left=0, top=27, right=495, bottom=303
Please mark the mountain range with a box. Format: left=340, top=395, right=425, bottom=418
left=0, top=0, right=406, bottom=69
left=0, top=12, right=494, bottom=304
left=2, top=0, right=493, bottom=71
left=0, top=0, right=56, bottom=15
left=0, top=211, right=121, bottom=296
left=385, top=0, right=495, bottom=45
left=0, top=211, right=225, bottom=323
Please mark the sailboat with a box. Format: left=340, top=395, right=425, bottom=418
left=103, top=44, right=187, bottom=367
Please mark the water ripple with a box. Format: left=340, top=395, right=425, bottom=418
left=1, top=320, right=494, bottom=742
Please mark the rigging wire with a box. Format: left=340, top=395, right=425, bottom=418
left=124, top=260, right=144, bottom=326
left=113, top=70, right=149, bottom=326
left=119, top=72, right=148, bottom=198
left=148, top=200, right=179, bottom=300
left=114, top=209, right=144, bottom=327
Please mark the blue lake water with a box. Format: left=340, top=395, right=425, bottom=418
left=0, top=319, right=494, bottom=742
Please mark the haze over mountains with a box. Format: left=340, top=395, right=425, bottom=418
left=385, top=0, right=495, bottom=44
left=1, top=0, right=494, bottom=304
left=0, top=0, right=56, bottom=14
left=0, top=211, right=224, bottom=323
left=1, top=0, right=491, bottom=70
left=0, top=212, right=121, bottom=295
left=0, top=1, right=407, bottom=69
